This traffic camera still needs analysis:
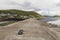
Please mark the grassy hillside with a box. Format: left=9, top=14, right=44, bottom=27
left=0, top=9, right=43, bottom=19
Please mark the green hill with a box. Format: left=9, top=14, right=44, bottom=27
left=0, top=9, right=43, bottom=19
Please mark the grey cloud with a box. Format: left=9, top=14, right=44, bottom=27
left=22, top=1, right=31, bottom=7
left=7, top=1, right=32, bottom=9
left=8, top=1, right=41, bottom=11
left=56, top=2, right=60, bottom=6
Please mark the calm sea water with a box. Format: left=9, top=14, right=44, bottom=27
left=40, top=17, right=60, bottom=25
left=48, top=19, right=60, bottom=25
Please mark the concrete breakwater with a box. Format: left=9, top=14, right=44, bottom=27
left=0, top=18, right=60, bottom=40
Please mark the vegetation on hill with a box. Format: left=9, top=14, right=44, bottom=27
left=0, top=9, right=43, bottom=19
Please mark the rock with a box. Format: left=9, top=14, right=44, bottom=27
left=18, top=29, right=24, bottom=35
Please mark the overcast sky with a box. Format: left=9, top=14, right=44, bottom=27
left=0, top=0, right=60, bottom=16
